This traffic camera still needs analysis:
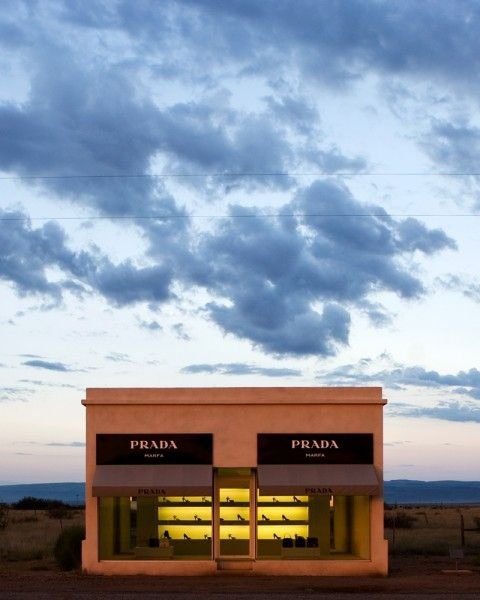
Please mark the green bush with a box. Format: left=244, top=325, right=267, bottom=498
left=53, top=525, right=85, bottom=570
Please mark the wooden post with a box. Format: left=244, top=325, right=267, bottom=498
left=392, top=511, right=396, bottom=548
left=460, top=513, right=465, bottom=547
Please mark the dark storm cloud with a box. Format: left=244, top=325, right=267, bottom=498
left=390, top=401, right=480, bottom=423
left=138, top=319, right=162, bottom=332
left=0, top=185, right=456, bottom=358
left=22, top=359, right=73, bottom=372
left=109, top=0, right=480, bottom=89
left=0, top=209, right=175, bottom=306
left=181, top=363, right=302, bottom=377
left=423, top=119, right=480, bottom=183
left=0, top=209, right=93, bottom=299
left=320, top=359, right=480, bottom=401
left=185, top=181, right=455, bottom=355
left=0, top=1, right=462, bottom=358
left=91, top=261, right=173, bottom=307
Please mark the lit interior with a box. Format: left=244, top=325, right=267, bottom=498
left=257, top=524, right=309, bottom=539
left=220, top=488, right=249, bottom=503
left=220, top=488, right=250, bottom=541
left=157, top=524, right=212, bottom=539
left=257, top=506, right=308, bottom=521
left=157, top=495, right=212, bottom=540
left=258, top=495, right=308, bottom=503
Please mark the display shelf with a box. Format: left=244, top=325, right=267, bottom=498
left=219, top=502, right=249, bottom=507
left=158, top=520, right=212, bottom=525
left=257, top=495, right=309, bottom=541
left=257, top=502, right=308, bottom=507
left=219, top=520, right=250, bottom=525
left=158, top=502, right=212, bottom=507
left=258, top=520, right=306, bottom=526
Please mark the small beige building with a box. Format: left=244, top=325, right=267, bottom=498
left=82, top=387, right=388, bottom=575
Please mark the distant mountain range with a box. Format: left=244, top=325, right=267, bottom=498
left=1, top=480, right=480, bottom=505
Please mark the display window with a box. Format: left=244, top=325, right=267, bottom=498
left=256, top=494, right=370, bottom=560
left=99, top=495, right=213, bottom=560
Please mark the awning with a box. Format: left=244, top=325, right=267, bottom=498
left=257, top=464, right=379, bottom=496
left=92, top=464, right=212, bottom=497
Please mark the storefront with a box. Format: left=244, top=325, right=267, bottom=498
left=82, top=387, right=388, bottom=575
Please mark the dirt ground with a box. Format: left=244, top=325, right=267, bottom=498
left=0, top=556, right=479, bottom=596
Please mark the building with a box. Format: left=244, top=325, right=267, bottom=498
left=82, top=387, right=388, bottom=575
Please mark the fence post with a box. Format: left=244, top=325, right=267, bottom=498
left=460, top=513, right=465, bottom=547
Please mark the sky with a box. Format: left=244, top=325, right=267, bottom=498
left=1, top=0, right=480, bottom=484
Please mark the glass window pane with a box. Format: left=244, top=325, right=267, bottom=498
left=256, top=494, right=370, bottom=560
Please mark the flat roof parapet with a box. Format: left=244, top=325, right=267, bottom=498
left=82, top=387, right=386, bottom=406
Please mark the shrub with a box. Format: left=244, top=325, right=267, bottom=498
left=13, top=497, right=70, bottom=510
left=53, top=525, right=85, bottom=570
left=0, top=503, right=8, bottom=529
left=384, top=511, right=417, bottom=529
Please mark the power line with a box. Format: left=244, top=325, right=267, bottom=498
left=1, top=213, right=480, bottom=222
left=2, top=171, right=480, bottom=181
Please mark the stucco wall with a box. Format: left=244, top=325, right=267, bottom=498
left=82, top=387, right=388, bottom=575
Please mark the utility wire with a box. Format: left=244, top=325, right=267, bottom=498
left=2, top=171, right=480, bottom=180
left=1, top=213, right=480, bottom=222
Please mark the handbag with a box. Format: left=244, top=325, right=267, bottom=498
left=307, top=536, right=318, bottom=548
left=282, top=535, right=294, bottom=548
left=295, top=535, right=306, bottom=548
left=148, top=537, right=159, bottom=547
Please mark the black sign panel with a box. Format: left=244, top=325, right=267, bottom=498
left=257, top=433, right=373, bottom=465
left=96, top=434, right=213, bottom=465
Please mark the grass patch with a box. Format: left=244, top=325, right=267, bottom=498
left=385, top=506, right=480, bottom=556
left=0, top=509, right=84, bottom=568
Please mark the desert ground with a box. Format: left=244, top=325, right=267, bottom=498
left=0, top=505, right=479, bottom=596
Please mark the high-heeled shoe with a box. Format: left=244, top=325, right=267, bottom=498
left=163, top=530, right=171, bottom=539
left=183, top=533, right=191, bottom=540
left=261, top=514, right=270, bottom=521
left=204, top=534, right=211, bottom=540
left=194, top=514, right=202, bottom=521
left=237, top=514, right=245, bottom=521
left=273, top=533, right=281, bottom=540
left=293, top=495, right=301, bottom=503
left=182, top=496, right=190, bottom=503
left=273, top=497, right=279, bottom=503
left=173, top=515, right=179, bottom=521
left=228, top=533, right=236, bottom=539
left=282, top=514, right=289, bottom=521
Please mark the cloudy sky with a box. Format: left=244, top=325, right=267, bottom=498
left=1, top=0, right=480, bottom=484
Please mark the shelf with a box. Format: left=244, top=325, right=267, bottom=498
left=158, top=520, right=212, bottom=525
left=258, top=520, right=306, bottom=526
left=158, top=502, right=211, bottom=507
left=257, top=502, right=308, bottom=507
left=219, top=520, right=250, bottom=525
left=220, top=502, right=249, bottom=507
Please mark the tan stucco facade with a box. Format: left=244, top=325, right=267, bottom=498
left=82, top=387, right=388, bottom=576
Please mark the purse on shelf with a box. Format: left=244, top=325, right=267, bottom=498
left=282, top=535, right=294, bottom=548
left=306, top=536, right=319, bottom=548
left=148, top=537, right=159, bottom=547
left=295, top=535, right=306, bottom=548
